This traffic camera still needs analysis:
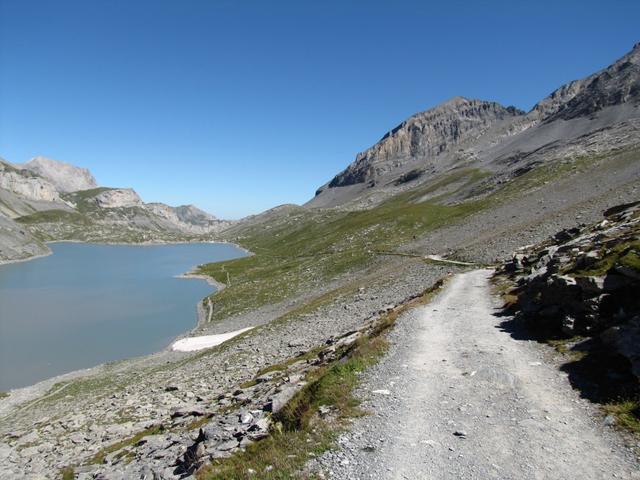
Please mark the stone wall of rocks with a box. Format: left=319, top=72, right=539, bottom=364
left=498, top=201, right=640, bottom=380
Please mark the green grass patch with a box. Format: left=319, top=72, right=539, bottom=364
left=568, top=239, right=640, bottom=277
left=201, top=183, right=482, bottom=322
left=60, top=466, right=75, bottom=480
left=603, top=398, right=640, bottom=435
left=198, top=336, right=386, bottom=480
left=199, top=427, right=332, bottom=480
left=0, top=391, right=8, bottom=400
left=86, top=424, right=164, bottom=465
left=61, top=187, right=113, bottom=213
left=546, top=337, right=588, bottom=361
left=16, top=209, right=90, bottom=225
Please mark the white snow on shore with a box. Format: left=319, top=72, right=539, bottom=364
left=171, top=327, right=254, bottom=352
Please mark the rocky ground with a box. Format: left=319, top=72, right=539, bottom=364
left=311, top=270, right=640, bottom=479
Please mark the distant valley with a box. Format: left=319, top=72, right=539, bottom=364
left=0, top=156, right=232, bottom=263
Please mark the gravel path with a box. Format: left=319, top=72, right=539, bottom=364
left=315, top=269, right=640, bottom=479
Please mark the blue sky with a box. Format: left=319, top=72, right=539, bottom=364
left=1, top=1, right=638, bottom=218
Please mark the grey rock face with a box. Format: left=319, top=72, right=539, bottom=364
left=0, top=214, right=50, bottom=263
left=0, top=159, right=62, bottom=204
left=321, top=97, right=523, bottom=190
left=531, top=42, right=640, bottom=123
left=145, top=203, right=231, bottom=234
left=498, top=201, right=640, bottom=379
left=23, top=156, right=97, bottom=193
left=94, top=188, right=143, bottom=208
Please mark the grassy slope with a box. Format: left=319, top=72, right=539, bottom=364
left=197, top=150, right=608, bottom=323
left=199, top=168, right=488, bottom=321
left=197, top=149, right=640, bottom=478
left=17, top=151, right=633, bottom=408
left=16, top=209, right=90, bottom=225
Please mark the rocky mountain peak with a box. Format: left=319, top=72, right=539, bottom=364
left=323, top=97, right=524, bottom=190
left=531, top=43, right=640, bottom=122
left=23, top=156, right=97, bottom=193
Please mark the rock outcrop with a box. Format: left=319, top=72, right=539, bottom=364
left=0, top=160, right=61, bottom=204
left=146, top=203, right=232, bottom=234
left=23, top=156, right=97, bottom=193
left=325, top=97, right=523, bottom=189
left=498, top=201, right=640, bottom=380
left=94, top=188, right=143, bottom=208
left=530, top=42, right=640, bottom=123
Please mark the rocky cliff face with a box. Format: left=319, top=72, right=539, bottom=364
left=0, top=214, right=50, bottom=263
left=0, top=160, right=62, bottom=204
left=311, top=43, right=640, bottom=209
left=322, top=97, right=524, bottom=190
left=94, top=188, right=143, bottom=208
left=531, top=43, right=640, bottom=123
left=145, top=203, right=232, bottom=234
left=23, top=156, right=97, bottom=193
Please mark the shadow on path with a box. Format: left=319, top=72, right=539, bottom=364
left=495, top=308, right=638, bottom=406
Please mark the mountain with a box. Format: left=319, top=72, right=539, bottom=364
left=530, top=42, right=640, bottom=122
left=321, top=98, right=523, bottom=189
left=22, top=156, right=97, bottom=193
left=0, top=158, right=233, bottom=262
left=309, top=43, right=640, bottom=209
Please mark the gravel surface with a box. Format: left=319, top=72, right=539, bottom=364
left=313, top=270, right=640, bottom=479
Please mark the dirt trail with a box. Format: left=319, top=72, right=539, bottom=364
left=316, top=269, right=639, bottom=479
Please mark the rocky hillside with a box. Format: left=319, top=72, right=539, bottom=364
left=0, top=159, right=72, bottom=217
left=320, top=98, right=523, bottom=189
left=23, top=156, right=97, bottom=193
left=0, top=215, right=49, bottom=263
left=310, top=43, right=640, bottom=209
left=531, top=42, right=640, bottom=122
left=496, top=201, right=640, bottom=391
left=0, top=158, right=232, bottom=262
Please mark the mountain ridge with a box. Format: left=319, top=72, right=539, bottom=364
left=309, top=43, right=640, bottom=209
left=0, top=157, right=233, bottom=262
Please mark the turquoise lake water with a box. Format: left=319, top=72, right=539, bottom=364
left=0, top=242, right=246, bottom=390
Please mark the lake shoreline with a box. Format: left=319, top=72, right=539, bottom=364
left=0, top=249, right=52, bottom=266
left=0, top=238, right=252, bottom=266
left=0, top=241, right=251, bottom=401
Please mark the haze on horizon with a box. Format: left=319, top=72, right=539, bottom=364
left=1, top=0, right=639, bottom=219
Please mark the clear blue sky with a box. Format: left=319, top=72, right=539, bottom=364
left=1, top=1, right=638, bottom=218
